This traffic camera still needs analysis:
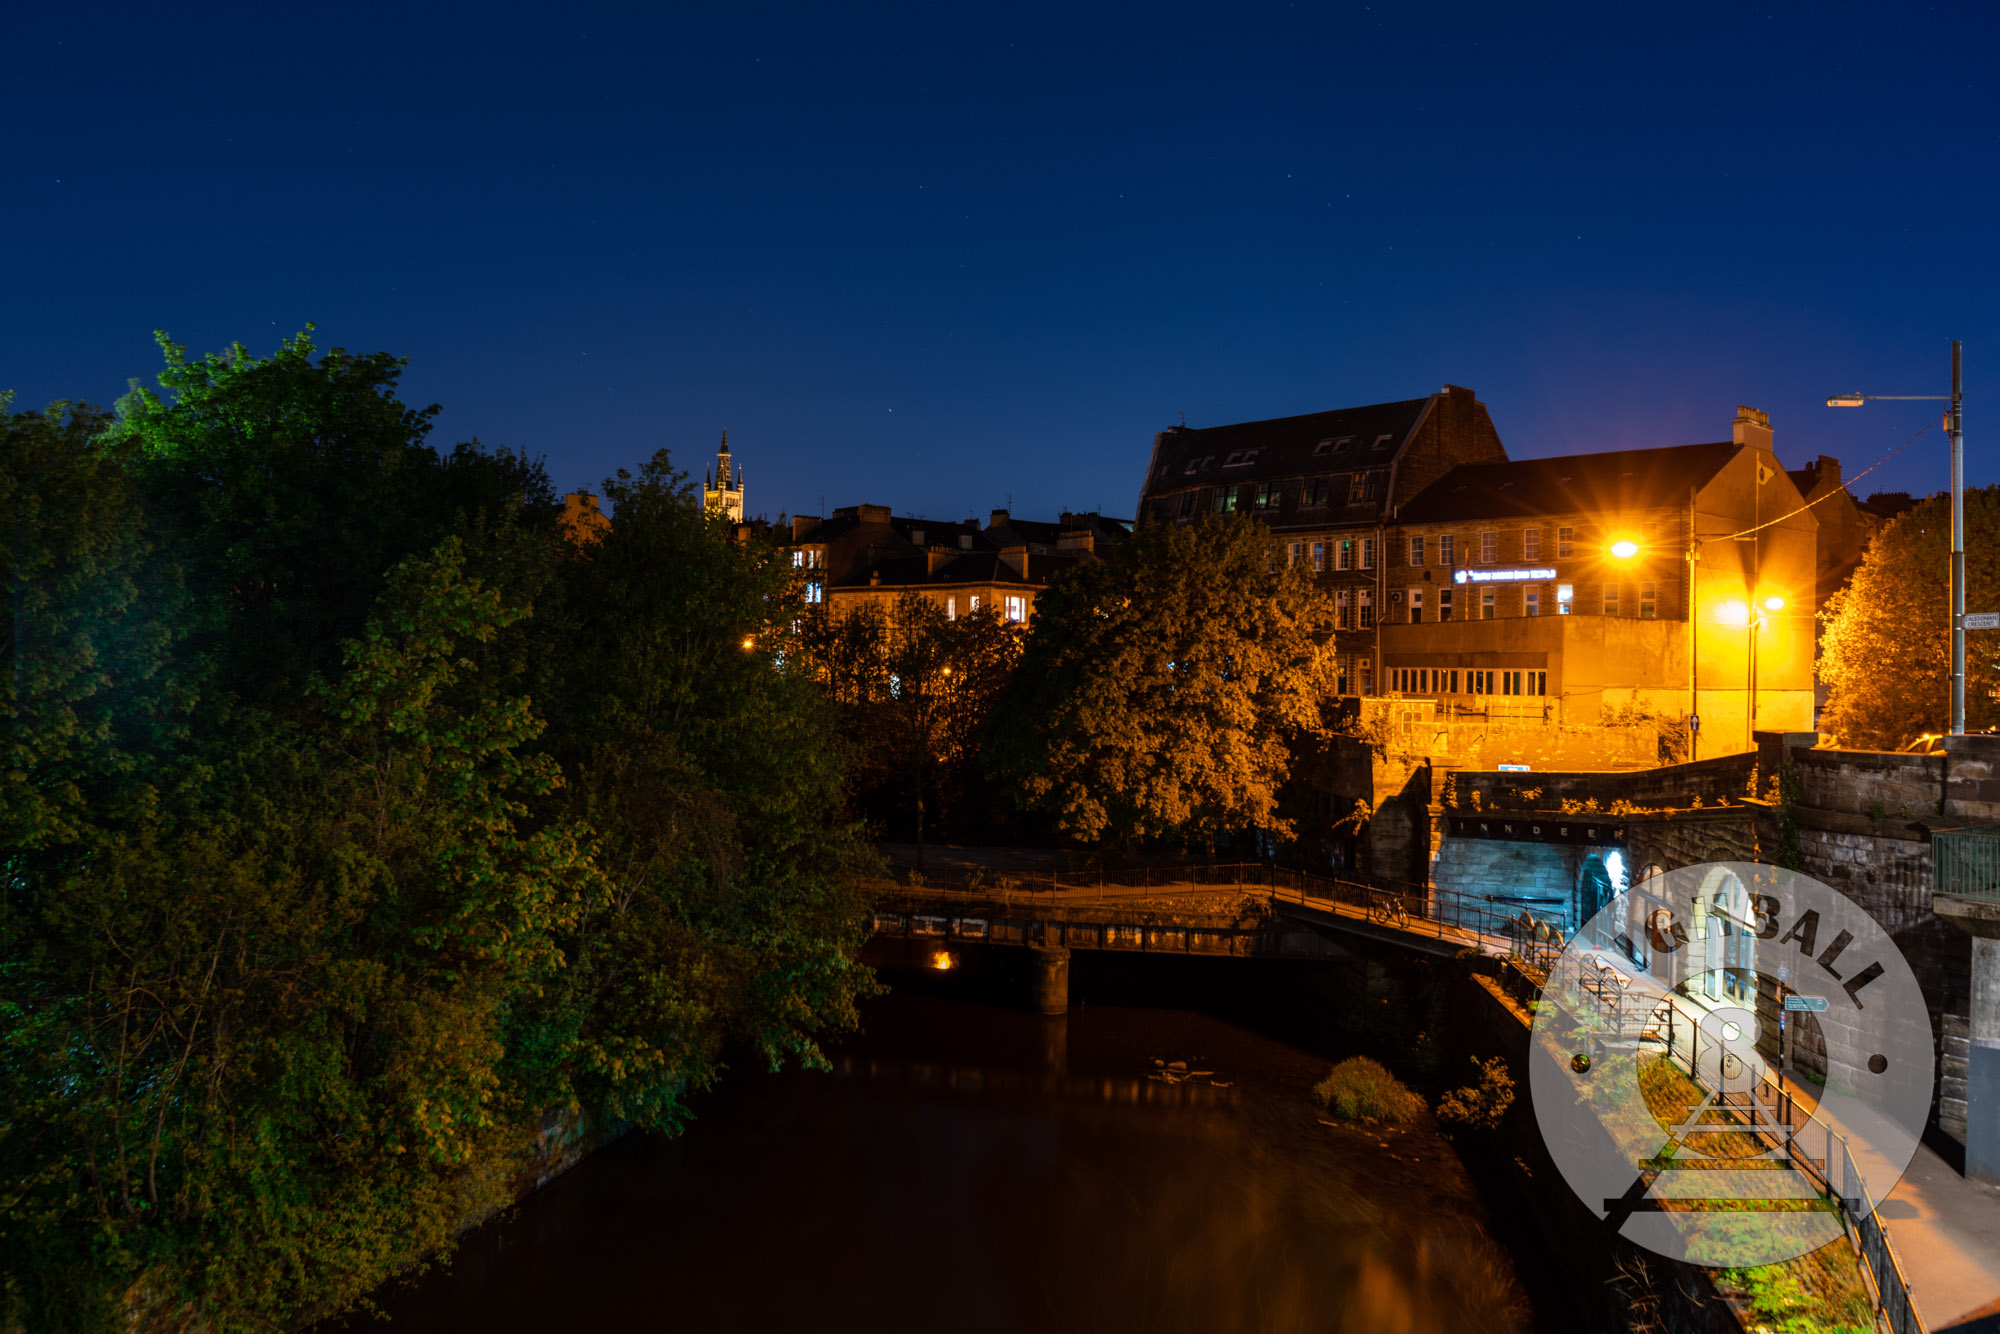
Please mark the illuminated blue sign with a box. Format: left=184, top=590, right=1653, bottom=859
left=1454, top=567, right=1557, bottom=584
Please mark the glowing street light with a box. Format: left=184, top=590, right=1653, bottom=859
left=1762, top=595, right=1786, bottom=614
left=1826, top=340, right=1966, bottom=733
left=1608, top=538, right=1642, bottom=562
left=1715, top=593, right=1787, bottom=749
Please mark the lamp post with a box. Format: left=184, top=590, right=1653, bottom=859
left=1828, top=341, right=1967, bottom=733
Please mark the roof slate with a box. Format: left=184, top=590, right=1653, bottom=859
left=1147, top=399, right=1433, bottom=488
left=1394, top=442, right=1741, bottom=523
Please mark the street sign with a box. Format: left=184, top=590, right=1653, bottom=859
left=1966, top=612, right=1999, bottom=630
left=1498, top=763, right=1531, bottom=772
left=1689, top=715, right=1701, bottom=733
left=1784, top=995, right=1830, bottom=1012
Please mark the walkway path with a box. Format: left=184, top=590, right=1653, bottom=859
left=1883, top=1148, right=2000, bottom=1332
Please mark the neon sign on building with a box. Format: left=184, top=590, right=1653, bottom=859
left=1453, top=567, right=1557, bottom=584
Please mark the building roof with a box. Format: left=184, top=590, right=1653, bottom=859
left=1394, top=441, right=1741, bottom=524
left=829, top=550, right=1088, bottom=591
left=1146, top=398, right=1434, bottom=489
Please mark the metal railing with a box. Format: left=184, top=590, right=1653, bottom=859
left=1933, top=827, right=2000, bottom=901
left=1551, top=946, right=1926, bottom=1334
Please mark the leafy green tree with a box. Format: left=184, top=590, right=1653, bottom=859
left=990, top=515, right=1336, bottom=848
left=114, top=327, right=553, bottom=707
left=525, top=451, right=875, bottom=1131
left=2, top=538, right=598, bottom=1330
left=1818, top=487, right=2000, bottom=748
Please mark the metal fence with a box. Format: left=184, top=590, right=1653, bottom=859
left=1933, top=827, right=2000, bottom=901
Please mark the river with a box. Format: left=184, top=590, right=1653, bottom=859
left=348, top=992, right=1541, bottom=1333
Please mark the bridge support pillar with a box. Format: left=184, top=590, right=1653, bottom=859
left=1028, top=945, right=1070, bottom=1015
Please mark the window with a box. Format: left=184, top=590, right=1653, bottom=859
left=1360, top=538, right=1375, bottom=570
left=1479, top=531, right=1497, bottom=563
left=1557, top=526, right=1574, bottom=558
left=1336, top=589, right=1351, bottom=630
left=1470, top=670, right=1492, bottom=695
left=1313, top=438, right=1335, bottom=456
left=1359, top=589, right=1375, bottom=629
left=1524, top=528, right=1541, bottom=561
left=791, top=550, right=805, bottom=568
left=1359, top=659, right=1374, bottom=695
left=1312, top=541, right=1325, bottom=571
left=1604, top=583, right=1620, bottom=616
left=1289, top=541, right=1303, bottom=566
left=805, top=580, right=823, bottom=604
left=1525, top=588, right=1540, bottom=617
left=969, top=595, right=982, bottom=613
left=1440, top=589, right=1454, bottom=621
left=1409, top=535, right=1425, bottom=566
left=1178, top=492, right=1197, bottom=520
left=1528, top=670, right=1547, bottom=696
left=1640, top=582, right=1657, bottom=619
left=1336, top=657, right=1351, bottom=694
left=1214, top=485, right=1239, bottom=513
left=1337, top=540, right=1353, bottom=571
left=1255, top=481, right=1280, bottom=509
left=1005, top=595, right=1027, bottom=622
left=1557, top=583, right=1573, bottom=615
left=947, top=596, right=957, bottom=620
left=1481, top=589, right=1495, bottom=620
left=1371, top=433, right=1394, bottom=451
left=1409, top=588, right=1424, bottom=623
left=1303, top=478, right=1330, bottom=507
left=1444, top=669, right=1459, bottom=694
left=1347, top=473, right=1367, bottom=504
left=1439, top=534, right=1456, bottom=567
left=1184, top=458, right=1201, bottom=475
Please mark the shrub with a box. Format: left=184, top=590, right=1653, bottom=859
left=1311, top=1057, right=1426, bottom=1124
left=1437, top=1056, right=1516, bottom=1130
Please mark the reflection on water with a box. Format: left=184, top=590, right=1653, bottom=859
left=346, top=996, right=1535, bottom=1334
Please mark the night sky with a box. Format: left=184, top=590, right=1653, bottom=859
left=8, top=2, right=1997, bottom=524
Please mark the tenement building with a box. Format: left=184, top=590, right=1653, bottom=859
left=1380, top=406, right=1818, bottom=756
left=788, top=505, right=1130, bottom=624
left=1136, top=385, right=1508, bottom=694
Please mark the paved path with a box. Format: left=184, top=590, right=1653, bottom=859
left=1881, top=1147, right=2000, bottom=1332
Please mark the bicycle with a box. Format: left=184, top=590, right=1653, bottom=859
left=1367, top=892, right=1411, bottom=931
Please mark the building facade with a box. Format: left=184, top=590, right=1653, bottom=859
left=1379, top=407, right=1819, bottom=755
left=1136, top=385, right=1509, bottom=694
left=788, top=505, right=1129, bottom=624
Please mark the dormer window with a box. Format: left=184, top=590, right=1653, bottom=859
left=1313, top=438, right=1335, bottom=456
left=1183, top=458, right=1200, bottom=475
left=1223, top=451, right=1243, bottom=466
left=1371, top=434, right=1395, bottom=451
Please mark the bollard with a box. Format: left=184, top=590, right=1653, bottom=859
left=1028, top=945, right=1070, bottom=1015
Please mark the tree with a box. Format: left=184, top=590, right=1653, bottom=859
left=989, top=516, right=1336, bottom=848
left=1818, top=487, right=2000, bottom=749
left=113, top=327, right=553, bottom=707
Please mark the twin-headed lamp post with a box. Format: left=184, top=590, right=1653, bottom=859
left=1828, top=340, right=1967, bottom=734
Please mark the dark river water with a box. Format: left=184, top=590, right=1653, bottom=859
left=350, top=993, right=1539, bottom=1333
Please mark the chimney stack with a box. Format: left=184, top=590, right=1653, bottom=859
left=1732, top=406, right=1774, bottom=451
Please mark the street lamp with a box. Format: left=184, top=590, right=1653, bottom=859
left=1827, top=340, right=1967, bottom=733
left=1608, top=533, right=1706, bottom=759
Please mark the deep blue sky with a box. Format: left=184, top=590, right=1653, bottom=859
left=8, top=2, right=1997, bottom=524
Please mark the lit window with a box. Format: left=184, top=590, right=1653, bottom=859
left=1336, top=657, right=1351, bottom=694
left=1005, top=595, right=1027, bottom=622
left=1312, top=541, right=1325, bottom=571
left=1289, top=541, right=1303, bottom=566
left=1479, top=531, right=1497, bottom=563
left=1482, top=589, right=1495, bottom=620
left=1214, top=485, right=1238, bottom=513
left=1336, top=589, right=1351, bottom=630
left=1409, top=588, right=1424, bottom=623
left=1361, top=538, right=1375, bottom=570
left=1557, top=526, right=1574, bottom=558
left=1526, top=589, right=1540, bottom=617
left=1440, top=589, right=1454, bottom=621
left=1557, top=583, right=1573, bottom=615
left=1640, top=582, right=1657, bottom=619
left=1348, top=473, right=1366, bottom=504
left=970, top=595, right=982, bottom=612
left=1524, top=528, right=1541, bottom=561
left=1256, top=482, right=1280, bottom=509
left=1439, top=534, right=1456, bottom=567
left=806, top=581, right=823, bottom=604
left=1410, top=535, right=1425, bottom=566
left=947, top=596, right=957, bottom=620
left=792, top=550, right=804, bottom=568
left=1604, top=584, right=1620, bottom=616
left=1337, top=540, right=1353, bottom=571
left=1359, top=589, right=1375, bottom=629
